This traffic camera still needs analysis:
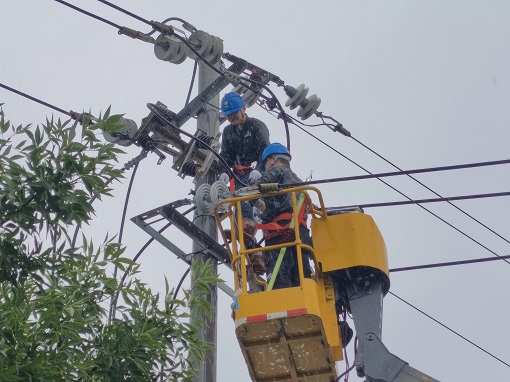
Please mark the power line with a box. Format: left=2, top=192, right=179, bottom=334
left=0, top=82, right=72, bottom=118
left=284, top=158, right=510, bottom=188
left=390, top=254, right=510, bottom=273
left=335, top=190, right=510, bottom=209
left=54, top=0, right=121, bottom=29
left=265, top=111, right=510, bottom=266
left=352, top=136, right=510, bottom=250
left=95, top=0, right=151, bottom=25
left=390, top=291, right=510, bottom=368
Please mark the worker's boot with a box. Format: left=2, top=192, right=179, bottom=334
left=247, top=266, right=264, bottom=293
left=242, top=218, right=257, bottom=247
left=248, top=252, right=266, bottom=276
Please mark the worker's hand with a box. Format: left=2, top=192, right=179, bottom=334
left=218, top=173, right=229, bottom=183
left=248, top=169, right=262, bottom=184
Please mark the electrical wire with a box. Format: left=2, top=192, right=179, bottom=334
left=114, top=161, right=138, bottom=264
left=54, top=0, right=122, bottom=29
left=261, top=106, right=510, bottom=265
left=281, top=158, right=510, bottom=188
left=95, top=0, right=150, bottom=25
left=390, top=254, right=510, bottom=273
left=335, top=363, right=355, bottom=382
left=169, top=267, right=191, bottom=310
left=185, top=61, right=199, bottom=106
left=352, top=135, right=510, bottom=251
left=108, top=161, right=140, bottom=321
left=0, top=82, right=72, bottom=117
left=390, top=291, right=510, bottom=368
left=336, top=190, right=510, bottom=209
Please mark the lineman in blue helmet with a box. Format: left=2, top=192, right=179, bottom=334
left=219, top=91, right=270, bottom=280
left=256, top=142, right=354, bottom=346
left=219, top=92, right=270, bottom=177
left=254, top=142, right=313, bottom=289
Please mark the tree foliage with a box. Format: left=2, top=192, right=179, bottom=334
left=0, top=108, right=219, bottom=381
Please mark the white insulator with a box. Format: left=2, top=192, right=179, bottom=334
left=186, top=30, right=212, bottom=60
left=102, top=117, right=138, bottom=146
left=195, top=183, right=214, bottom=215
left=207, top=35, right=224, bottom=64
left=243, top=89, right=262, bottom=108
left=231, top=78, right=251, bottom=95
left=285, top=84, right=309, bottom=110
left=210, top=181, right=230, bottom=213
left=297, top=94, right=321, bottom=120
left=154, top=34, right=187, bottom=64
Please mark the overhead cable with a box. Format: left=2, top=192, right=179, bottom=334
left=390, top=254, right=510, bottom=273
left=0, top=81, right=73, bottom=118
left=336, top=190, right=510, bottom=209
left=54, top=0, right=121, bottom=29
left=390, top=291, right=510, bottom=368
left=264, top=109, right=510, bottom=265
left=282, top=158, right=510, bottom=188
left=352, top=135, right=510, bottom=249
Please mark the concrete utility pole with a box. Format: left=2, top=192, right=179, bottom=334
left=191, top=61, right=221, bottom=382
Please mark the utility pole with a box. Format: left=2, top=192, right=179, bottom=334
left=191, top=61, right=221, bottom=382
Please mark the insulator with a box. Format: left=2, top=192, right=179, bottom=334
left=182, top=162, right=200, bottom=177
left=196, top=132, right=214, bottom=149
left=210, top=181, right=230, bottom=213
left=137, top=133, right=155, bottom=150
left=207, top=35, right=224, bottom=64
left=297, top=94, right=321, bottom=120
left=194, top=183, right=213, bottom=215
left=284, top=84, right=308, bottom=110
left=154, top=34, right=187, bottom=64
left=186, top=31, right=223, bottom=63
left=101, top=117, right=138, bottom=146
left=242, top=89, right=262, bottom=108
left=186, top=30, right=212, bottom=60
left=231, top=78, right=251, bottom=95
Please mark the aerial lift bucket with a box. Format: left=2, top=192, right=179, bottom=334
left=215, top=186, right=343, bottom=382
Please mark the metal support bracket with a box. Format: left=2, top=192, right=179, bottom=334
left=130, top=202, right=234, bottom=297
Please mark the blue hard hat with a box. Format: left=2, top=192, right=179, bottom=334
left=220, top=92, right=245, bottom=117
left=261, top=142, right=291, bottom=164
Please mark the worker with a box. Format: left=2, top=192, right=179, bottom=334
left=255, top=142, right=313, bottom=289
left=256, top=142, right=354, bottom=346
left=219, top=91, right=270, bottom=279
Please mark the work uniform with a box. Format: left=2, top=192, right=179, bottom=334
left=220, top=116, right=270, bottom=170
left=220, top=116, right=269, bottom=277
left=257, top=165, right=313, bottom=289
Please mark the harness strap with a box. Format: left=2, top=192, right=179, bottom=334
left=256, top=197, right=310, bottom=239
left=230, top=165, right=253, bottom=191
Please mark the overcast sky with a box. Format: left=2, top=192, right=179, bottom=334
left=2, top=1, right=510, bottom=381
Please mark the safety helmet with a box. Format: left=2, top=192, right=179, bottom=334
left=261, top=142, right=292, bottom=165
left=220, top=92, right=245, bottom=117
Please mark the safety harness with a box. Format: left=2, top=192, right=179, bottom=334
left=256, top=194, right=310, bottom=240
left=229, top=165, right=254, bottom=191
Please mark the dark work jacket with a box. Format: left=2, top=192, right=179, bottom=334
left=256, top=165, right=303, bottom=223
left=219, top=116, right=270, bottom=169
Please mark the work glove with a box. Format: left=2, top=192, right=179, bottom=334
left=248, top=169, right=262, bottom=184
left=218, top=173, right=229, bottom=183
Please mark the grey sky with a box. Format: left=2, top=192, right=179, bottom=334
left=2, top=1, right=510, bottom=381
